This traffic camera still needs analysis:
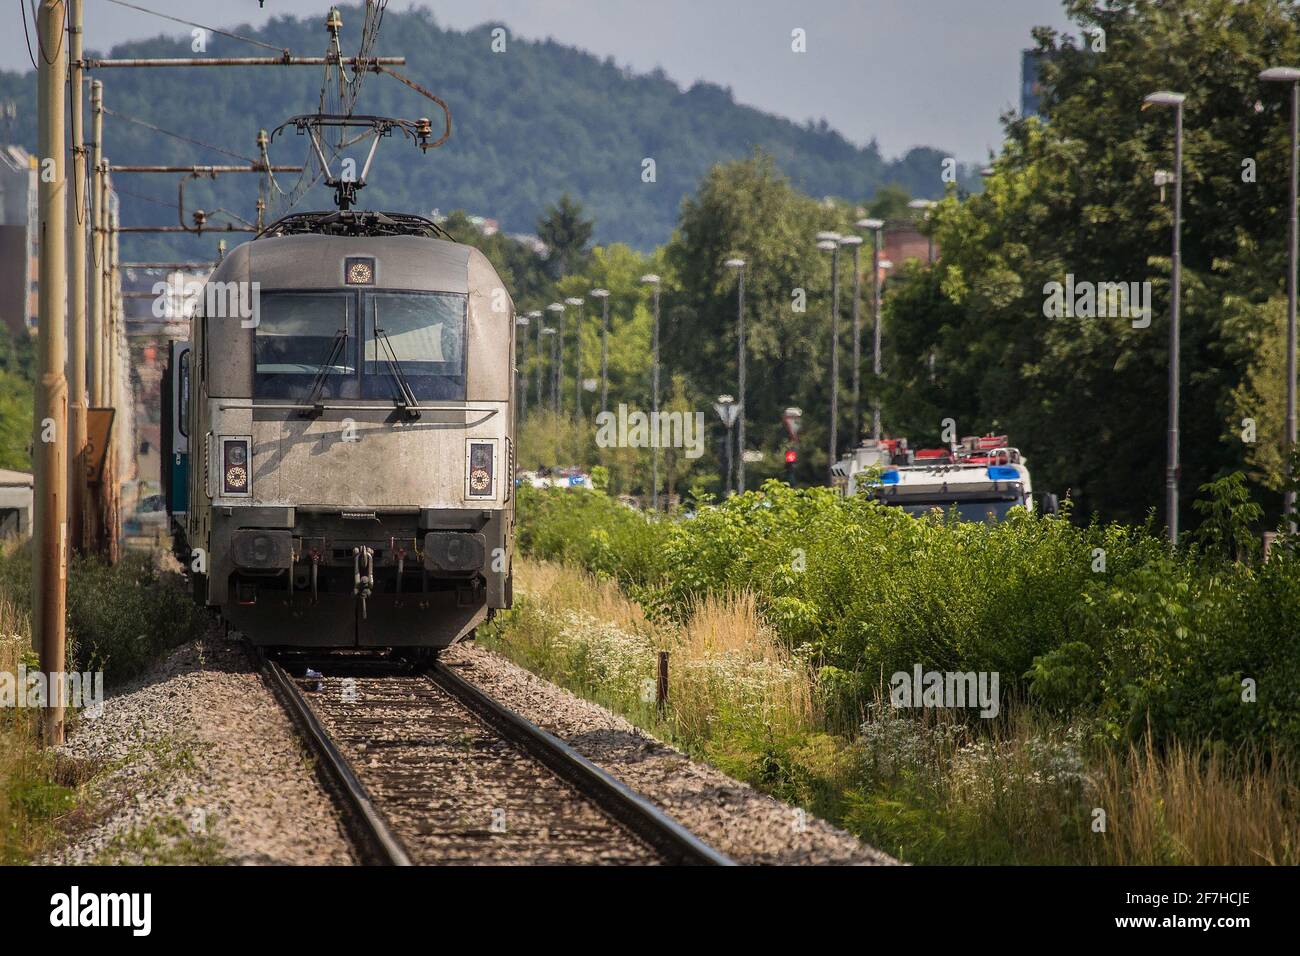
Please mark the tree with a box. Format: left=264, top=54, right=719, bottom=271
left=537, top=193, right=594, bottom=278
left=662, top=151, right=861, bottom=485
left=880, top=0, right=1300, bottom=525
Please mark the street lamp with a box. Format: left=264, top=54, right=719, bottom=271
left=514, top=314, right=531, bottom=422
left=527, top=310, right=543, bottom=412
left=908, top=199, right=938, bottom=263
left=566, top=296, right=586, bottom=418
left=839, top=235, right=864, bottom=448
left=816, top=233, right=842, bottom=483
left=724, top=258, right=747, bottom=492
left=590, top=288, right=611, bottom=415
left=857, top=218, right=886, bottom=440
left=641, top=273, right=662, bottom=510
left=1143, top=89, right=1186, bottom=545
left=1261, top=66, right=1300, bottom=532
left=546, top=302, right=565, bottom=416
left=713, top=394, right=739, bottom=495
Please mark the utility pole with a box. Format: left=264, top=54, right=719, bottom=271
left=35, top=0, right=69, bottom=745
left=104, top=176, right=122, bottom=563
left=68, top=0, right=88, bottom=554
left=89, top=83, right=103, bottom=407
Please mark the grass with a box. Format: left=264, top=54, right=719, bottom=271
left=483, top=557, right=1300, bottom=865
left=0, top=542, right=208, bottom=863
left=0, top=590, right=74, bottom=862
left=95, top=815, right=227, bottom=866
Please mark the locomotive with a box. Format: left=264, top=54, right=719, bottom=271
left=163, top=206, right=517, bottom=653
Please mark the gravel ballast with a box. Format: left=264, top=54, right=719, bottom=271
left=440, top=642, right=897, bottom=866
left=43, top=636, right=354, bottom=865
left=43, top=632, right=891, bottom=865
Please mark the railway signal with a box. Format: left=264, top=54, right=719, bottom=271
left=783, top=407, right=802, bottom=487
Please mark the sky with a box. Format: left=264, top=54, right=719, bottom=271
left=4, top=0, right=1075, bottom=161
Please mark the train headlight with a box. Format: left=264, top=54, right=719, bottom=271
left=465, top=440, right=496, bottom=500
left=221, top=436, right=252, bottom=497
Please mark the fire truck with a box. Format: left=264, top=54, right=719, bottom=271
left=831, top=434, right=1057, bottom=522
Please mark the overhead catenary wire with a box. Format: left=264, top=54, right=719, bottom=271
left=102, top=0, right=289, bottom=55
left=102, top=106, right=259, bottom=163
left=274, top=1, right=391, bottom=218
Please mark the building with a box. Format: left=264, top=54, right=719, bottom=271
left=0, top=468, right=33, bottom=539
left=1021, top=48, right=1067, bottom=120
left=0, top=145, right=37, bottom=337
left=884, top=221, right=936, bottom=268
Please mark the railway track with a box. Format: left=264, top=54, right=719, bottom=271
left=259, top=649, right=734, bottom=866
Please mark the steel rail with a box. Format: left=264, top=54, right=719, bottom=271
left=425, top=661, right=736, bottom=866
left=259, top=650, right=413, bottom=867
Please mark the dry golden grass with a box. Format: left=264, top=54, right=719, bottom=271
left=516, top=557, right=654, bottom=636
left=512, top=558, right=814, bottom=744
left=668, top=590, right=814, bottom=740
left=501, top=557, right=1300, bottom=865
left=1091, top=739, right=1300, bottom=865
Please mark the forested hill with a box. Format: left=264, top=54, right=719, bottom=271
left=0, top=4, right=975, bottom=255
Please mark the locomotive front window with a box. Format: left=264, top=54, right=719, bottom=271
left=362, top=292, right=467, bottom=401
left=254, top=293, right=357, bottom=399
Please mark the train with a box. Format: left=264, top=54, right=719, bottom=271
left=162, top=208, right=517, bottom=655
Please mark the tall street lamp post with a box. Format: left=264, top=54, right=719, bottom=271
left=909, top=199, right=938, bottom=263
left=724, top=258, right=746, bottom=492
left=840, top=235, right=863, bottom=447
left=566, top=296, right=586, bottom=418
left=590, top=288, right=610, bottom=415
left=528, top=311, right=543, bottom=412
left=817, top=232, right=842, bottom=482
left=1262, top=67, right=1300, bottom=532
left=546, top=302, right=565, bottom=416
left=641, top=274, right=662, bottom=510
left=515, top=314, right=531, bottom=421
left=857, top=219, right=886, bottom=440
left=1143, top=90, right=1187, bottom=546
left=713, top=394, right=739, bottom=495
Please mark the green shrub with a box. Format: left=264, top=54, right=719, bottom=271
left=515, top=480, right=1300, bottom=749
left=0, top=547, right=205, bottom=682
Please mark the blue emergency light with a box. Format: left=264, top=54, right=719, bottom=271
left=987, top=466, right=1020, bottom=481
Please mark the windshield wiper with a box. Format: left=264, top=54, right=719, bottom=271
left=299, top=327, right=348, bottom=417
left=374, top=325, right=422, bottom=420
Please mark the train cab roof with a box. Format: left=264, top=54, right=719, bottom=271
left=196, top=211, right=515, bottom=402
